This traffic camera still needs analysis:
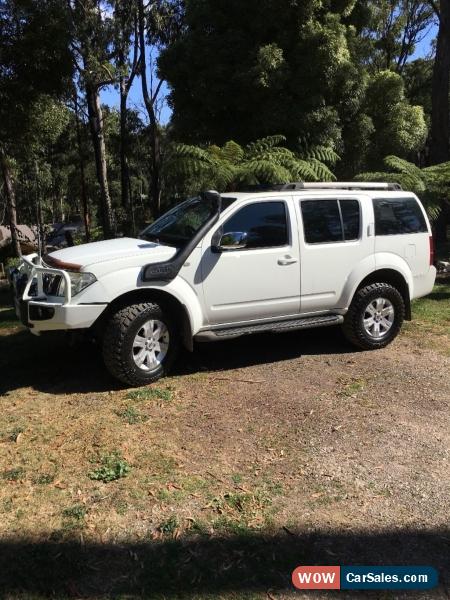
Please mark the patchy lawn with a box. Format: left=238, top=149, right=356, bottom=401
left=0, top=280, right=449, bottom=599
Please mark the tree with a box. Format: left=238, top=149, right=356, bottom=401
left=357, top=154, right=450, bottom=224
left=164, top=135, right=339, bottom=197
left=137, top=0, right=184, bottom=217
left=428, top=0, right=450, bottom=165
left=158, top=0, right=364, bottom=151
left=67, top=0, right=117, bottom=237
left=360, top=0, right=434, bottom=73
left=0, top=0, right=72, bottom=256
left=112, top=0, right=140, bottom=219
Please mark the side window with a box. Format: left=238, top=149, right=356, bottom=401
left=340, top=199, right=360, bottom=240
left=373, top=198, right=428, bottom=235
left=301, top=199, right=361, bottom=244
left=221, top=201, right=288, bottom=249
left=301, top=200, right=343, bottom=243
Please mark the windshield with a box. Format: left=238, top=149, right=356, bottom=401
left=140, top=195, right=236, bottom=247
left=140, top=196, right=217, bottom=247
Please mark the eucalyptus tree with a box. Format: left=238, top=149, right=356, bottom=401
left=67, top=0, right=117, bottom=237
left=0, top=0, right=71, bottom=255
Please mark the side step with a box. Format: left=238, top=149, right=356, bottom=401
left=195, top=314, right=344, bottom=342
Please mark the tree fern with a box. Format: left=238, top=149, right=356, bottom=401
left=165, top=135, right=339, bottom=195
left=356, top=155, right=449, bottom=222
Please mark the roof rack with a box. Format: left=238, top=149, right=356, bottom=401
left=278, top=182, right=403, bottom=191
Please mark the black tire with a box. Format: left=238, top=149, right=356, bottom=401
left=102, top=302, right=179, bottom=386
left=342, top=282, right=405, bottom=350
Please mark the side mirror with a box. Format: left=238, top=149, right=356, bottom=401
left=214, top=231, right=248, bottom=252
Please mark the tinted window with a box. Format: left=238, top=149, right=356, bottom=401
left=340, top=199, right=360, bottom=240
left=222, top=202, right=288, bottom=248
left=301, top=200, right=343, bottom=243
left=142, top=195, right=217, bottom=245
left=373, top=198, right=427, bottom=235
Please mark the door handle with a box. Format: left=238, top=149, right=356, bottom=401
left=278, top=255, right=298, bottom=266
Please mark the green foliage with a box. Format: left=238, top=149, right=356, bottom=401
left=165, top=135, right=338, bottom=193
left=125, top=386, right=174, bottom=402
left=62, top=504, right=86, bottom=521
left=88, top=451, right=131, bottom=483
left=355, top=71, right=427, bottom=168
left=158, top=0, right=363, bottom=150
left=2, top=467, right=25, bottom=482
left=115, top=405, right=148, bottom=424
left=357, top=155, right=450, bottom=221
left=158, top=515, right=179, bottom=535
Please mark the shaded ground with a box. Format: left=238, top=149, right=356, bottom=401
left=0, top=281, right=449, bottom=599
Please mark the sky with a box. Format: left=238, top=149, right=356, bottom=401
left=100, top=22, right=438, bottom=127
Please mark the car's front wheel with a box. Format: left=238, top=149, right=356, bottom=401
left=342, top=282, right=405, bottom=350
left=102, top=302, right=179, bottom=386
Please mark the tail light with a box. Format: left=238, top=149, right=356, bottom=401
left=429, top=235, right=435, bottom=266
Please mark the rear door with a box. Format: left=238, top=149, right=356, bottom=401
left=295, top=195, right=375, bottom=313
left=372, top=195, right=430, bottom=278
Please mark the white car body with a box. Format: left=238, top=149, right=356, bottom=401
left=13, top=188, right=436, bottom=337
left=11, top=183, right=436, bottom=387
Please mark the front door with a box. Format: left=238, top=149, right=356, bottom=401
left=200, top=198, right=301, bottom=325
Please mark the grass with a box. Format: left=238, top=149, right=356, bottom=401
left=88, top=451, right=131, bottom=483
left=411, top=282, right=450, bottom=326
left=338, top=377, right=366, bottom=397
left=2, top=467, right=25, bottom=482
left=115, top=405, right=149, bottom=424
left=0, top=425, right=24, bottom=443
left=0, top=306, right=18, bottom=329
left=404, top=281, right=450, bottom=354
left=157, top=515, right=180, bottom=536
left=126, top=386, right=174, bottom=402
left=0, top=274, right=448, bottom=598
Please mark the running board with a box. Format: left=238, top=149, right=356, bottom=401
left=195, top=314, right=344, bottom=342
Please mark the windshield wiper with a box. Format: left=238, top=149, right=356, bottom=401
left=141, top=233, right=177, bottom=247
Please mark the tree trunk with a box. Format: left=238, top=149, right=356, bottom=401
left=74, top=95, right=91, bottom=242
left=430, top=0, right=450, bottom=165
left=120, top=77, right=131, bottom=213
left=86, top=84, right=114, bottom=238
left=138, top=0, right=162, bottom=218
left=0, top=148, right=21, bottom=257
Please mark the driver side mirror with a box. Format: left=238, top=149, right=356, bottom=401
left=213, top=231, right=248, bottom=252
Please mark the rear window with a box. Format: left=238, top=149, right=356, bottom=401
left=373, top=198, right=427, bottom=235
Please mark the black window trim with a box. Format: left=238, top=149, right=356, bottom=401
left=300, top=197, right=362, bottom=245
left=212, top=198, right=292, bottom=252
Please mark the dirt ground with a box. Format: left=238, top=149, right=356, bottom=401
left=0, top=281, right=449, bottom=599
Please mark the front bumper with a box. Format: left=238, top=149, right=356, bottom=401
left=10, top=254, right=107, bottom=334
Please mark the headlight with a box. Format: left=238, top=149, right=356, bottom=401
left=59, top=272, right=97, bottom=297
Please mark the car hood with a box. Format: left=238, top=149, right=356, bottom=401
left=47, top=237, right=177, bottom=270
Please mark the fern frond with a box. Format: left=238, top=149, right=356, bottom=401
left=307, top=158, right=337, bottom=182
left=220, top=140, right=244, bottom=164
left=302, top=146, right=340, bottom=166
left=383, top=155, right=423, bottom=179
left=245, top=135, right=287, bottom=157
left=236, top=159, right=292, bottom=185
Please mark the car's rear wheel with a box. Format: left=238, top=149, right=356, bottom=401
left=342, top=282, right=405, bottom=350
left=102, top=302, right=179, bottom=386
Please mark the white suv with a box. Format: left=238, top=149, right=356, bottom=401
left=11, top=182, right=436, bottom=386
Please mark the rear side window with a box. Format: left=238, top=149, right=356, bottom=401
left=373, top=198, right=427, bottom=235
left=301, top=199, right=360, bottom=244
left=222, top=201, right=288, bottom=248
